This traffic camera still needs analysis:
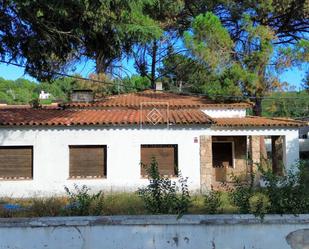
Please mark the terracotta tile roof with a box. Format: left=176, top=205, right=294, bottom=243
left=0, top=109, right=305, bottom=127
left=0, top=109, right=213, bottom=126
left=213, top=116, right=306, bottom=127
left=61, top=90, right=252, bottom=109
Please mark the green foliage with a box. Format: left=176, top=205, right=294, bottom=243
left=29, top=98, right=42, bottom=109
left=0, top=76, right=78, bottom=105
left=0, top=77, right=37, bottom=104
left=229, top=161, right=309, bottom=217
left=248, top=192, right=270, bottom=219
left=204, top=191, right=222, bottom=214
left=138, top=158, right=191, bottom=216
left=184, top=12, right=233, bottom=70
left=260, top=161, right=309, bottom=215
left=64, top=184, right=104, bottom=216
left=229, top=176, right=254, bottom=214
left=262, top=90, right=309, bottom=118
left=179, top=9, right=307, bottom=115
left=118, top=75, right=151, bottom=92
left=1, top=0, right=162, bottom=80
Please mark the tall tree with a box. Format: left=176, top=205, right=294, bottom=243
left=184, top=12, right=308, bottom=115
left=145, top=0, right=308, bottom=91
left=181, top=0, right=309, bottom=45
left=132, top=0, right=186, bottom=88
left=0, top=0, right=161, bottom=81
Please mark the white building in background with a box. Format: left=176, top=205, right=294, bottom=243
left=0, top=87, right=305, bottom=197
left=39, top=90, right=51, bottom=100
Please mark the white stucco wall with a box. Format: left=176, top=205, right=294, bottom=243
left=202, top=108, right=247, bottom=117
left=0, top=215, right=308, bottom=249
left=0, top=125, right=300, bottom=197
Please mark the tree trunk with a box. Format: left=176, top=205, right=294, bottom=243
left=151, top=40, right=157, bottom=89
left=95, top=52, right=108, bottom=74
left=253, top=97, right=262, bottom=116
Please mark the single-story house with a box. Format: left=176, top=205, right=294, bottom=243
left=0, top=87, right=305, bottom=197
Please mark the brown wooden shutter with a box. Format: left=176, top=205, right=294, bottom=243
left=141, top=145, right=178, bottom=177
left=69, top=145, right=106, bottom=178
left=212, top=142, right=233, bottom=168
left=0, top=146, right=33, bottom=179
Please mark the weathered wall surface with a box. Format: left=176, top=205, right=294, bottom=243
left=0, top=215, right=308, bottom=249
left=0, top=126, right=300, bottom=197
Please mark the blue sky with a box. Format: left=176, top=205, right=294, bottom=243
left=0, top=60, right=307, bottom=90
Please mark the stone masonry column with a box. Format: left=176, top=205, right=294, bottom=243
left=271, top=136, right=284, bottom=175
left=200, top=135, right=213, bottom=192
left=249, top=136, right=261, bottom=184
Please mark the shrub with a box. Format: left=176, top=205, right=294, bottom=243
left=229, top=161, right=309, bottom=216
left=249, top=192, right=270, bottom=219
left=260, top=160, right=309, bottom=214
left=204, top=191, right=222, bottom=214
left=138, top=158, right=191, bottom=216
left=229, top=173, right=254, bottom=213
left=64, top=184, right=104, bottom=216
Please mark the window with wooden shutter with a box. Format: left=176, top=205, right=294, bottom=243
left=141, top=144, right=178, bottom=177
left=0, top=146, right=33, bottom=180
left=212, top=142, right=234, bottom=168
left=69, top=145, right=106, bottom=179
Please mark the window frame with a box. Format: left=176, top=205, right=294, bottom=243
left=68, top=145, right=107, bottom=179
left=0, top=145, right=33, bottom=180
left=212, top=141, right=235, bottom=168
left=140, top=144, right=179, bottom=178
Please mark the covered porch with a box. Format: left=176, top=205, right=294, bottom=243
left=199, top=128, right=300, bottom=191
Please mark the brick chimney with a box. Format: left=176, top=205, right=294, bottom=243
left=70, top=90, right=94, bottom=102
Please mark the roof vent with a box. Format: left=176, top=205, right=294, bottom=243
left=70, top=90, right=94, bottom=102
left=155, top=82, right=163, bottom=91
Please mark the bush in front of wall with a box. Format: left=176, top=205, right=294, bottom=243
left=229, top=173, right=254, bottom=214
left=229, top=160, right=309, bottom=217
left=64, top=184, right=104, bottom=216
left=138, top=158, right=191, bottom=216
left=248, top=192, right=270, bottom=219
left=260, top=160, right=309, bottom=215
left=204, top=190, right=222, bottom=214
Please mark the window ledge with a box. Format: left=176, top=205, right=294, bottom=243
left=0, top=177, right=33, bottom=181
left=68, top=176, right=106, bottom=180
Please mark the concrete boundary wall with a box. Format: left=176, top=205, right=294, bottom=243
left=0, top=215, right=308, bottom=249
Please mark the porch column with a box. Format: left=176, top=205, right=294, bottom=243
left=249, top=136, right=261, bottom=184
left=249, top=136, right=261, bottom=168
left=200, top=135, right=212, bottom=192
left=271, top=136, right=284, bottom=175
left=283, top=132, right=300, bottom=173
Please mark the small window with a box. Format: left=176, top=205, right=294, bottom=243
left=0, top=146, right=33, bottom=180
left=212, top=142, right=233, bottom=168
left=141, top=144, right=178, bottom=177
left=69, top=145, right=106, bottom=179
